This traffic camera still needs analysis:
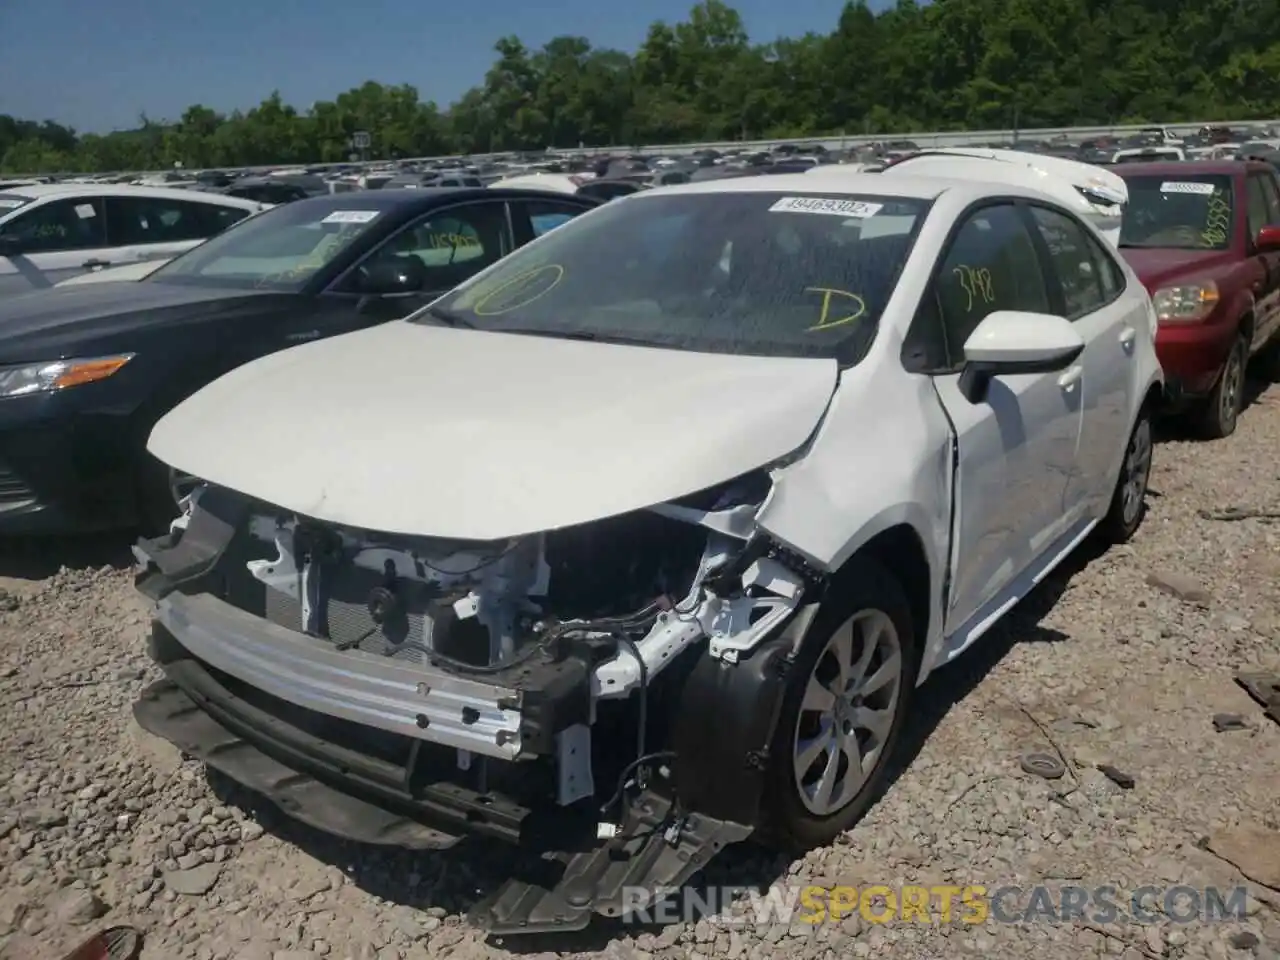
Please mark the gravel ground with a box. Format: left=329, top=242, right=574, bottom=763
left=2, top=386, right=1279, bottom=960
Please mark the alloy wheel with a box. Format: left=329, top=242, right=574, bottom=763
left=1120, top=417, right=1153, bottom=527
left=1220, top=345, right=1244, bottom=428
left=792, top=609, right=903, bottom=817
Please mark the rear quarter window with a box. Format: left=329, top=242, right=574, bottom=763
left=203, top=205, right=252, bottom=233
left=0, top=194, right=33, bottom=217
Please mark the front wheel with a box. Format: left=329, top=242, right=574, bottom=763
left=1194, top=334, right=1247, bottom=439
left=761, top=557, right=917, bottom=851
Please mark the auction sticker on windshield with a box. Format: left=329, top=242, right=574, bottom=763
left=321, top=210, right=380, bottom=224
left=0, top=197, right=26, bottom=209
left=1160, top=182, right=1216, bottom=195
left=769, top=197, right=883, bottom=218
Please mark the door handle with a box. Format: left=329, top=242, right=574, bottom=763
left=82, top=259, right=111, bottom=269
left=1058, top=365, right=1083, bottom=390
left=1119, top=326, right=1136, bottom=347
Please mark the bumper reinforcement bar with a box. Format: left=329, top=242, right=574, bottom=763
left=153, top=591, right=528, bottom=759
left=134, top=662, right=537, bottom=847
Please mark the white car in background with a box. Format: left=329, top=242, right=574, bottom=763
left=490, top=172, right=644, bottom=204
left=877, top=147, right=1129, bottom=244
left=0, top=184, right=269, bottom=295
left=133, top=171, right=1163, bottom=933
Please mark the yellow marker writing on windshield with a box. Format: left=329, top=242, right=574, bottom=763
left=953, top=265, right=995, bottom=312
left=429, top=233, right=481, bottom=250
left=472, top=264, right=565, bottom=316
left=1201, top=194, right=1230, bottom=247
left=804, top=287, right=866, bottom=331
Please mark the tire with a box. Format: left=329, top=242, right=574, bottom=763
left=135, top=457, right=200, bottom=536
left=761, top=556, right=918, bottom=851
left=1194, top=333, right=1247, bottom=439
left=1097, top=407, right=1153, bottom=544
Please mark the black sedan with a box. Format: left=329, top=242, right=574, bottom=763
left=0, top=187, right=599, bottom=536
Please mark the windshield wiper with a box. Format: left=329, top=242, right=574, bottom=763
left=498, top=328, right=660, bottom=347
left=420, top=306, right=476, bottom=329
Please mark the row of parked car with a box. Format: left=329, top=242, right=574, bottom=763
left=6, top=147, right=1280, bottom=936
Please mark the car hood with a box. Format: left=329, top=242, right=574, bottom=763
left=1118, top=247, right=1238, bottom=288
left=148, top=321, right=839, bottom=540
left=56, top=259, right=170, bottom=286
left=0, top=281, right=288, bottom=360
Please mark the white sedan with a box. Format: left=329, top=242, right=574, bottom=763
left=133, top=171, right=1163, bottom=932
left=0, top=184, right=268, bottom=295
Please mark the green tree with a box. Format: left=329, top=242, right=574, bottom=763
left=3, top=0, right=1279, bottom=173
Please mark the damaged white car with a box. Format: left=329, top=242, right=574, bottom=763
left=132, top=171, right=1163, bottom=934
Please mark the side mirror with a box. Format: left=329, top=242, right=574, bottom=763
left=0, top=235, right=26, bottom=258
left=356, top=256, right=426, bottom=296
left=1255, top=225, right=1280, bottom=252
left=958, top=310, right=1086, bottom=404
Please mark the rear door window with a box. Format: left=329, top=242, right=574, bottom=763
left=105, top=196, right=248, bottom=246
left=1027, top=205, right=1107, bottom=319
left=194, top=203, right=252, bottom=235
left=510, top=198, right=592, bottom=238
left=1256, top=173, right=1280, bottom=226
left=1246, top=174, right=1271, bottom=238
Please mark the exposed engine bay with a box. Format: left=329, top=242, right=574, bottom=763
left=133, top=470, right=824, bottom=933
left=194, top=467, right=806, bottom=689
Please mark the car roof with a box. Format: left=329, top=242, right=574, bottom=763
left=1109, top=160, right=1269, bottom=176
left=628, top=170, right=1066, bottom=204
left=638, top=171, right=949, bottom=199
left=284, top=186, right=596, bottom=213
left=0, top=182, right=263, bottom=209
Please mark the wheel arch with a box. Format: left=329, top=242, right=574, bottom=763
left=666, top=520, right=938, bottom=832
left=1139, top=378, right=1164, bottom=417
left=825, top=524, right=932, bottom=678
left=1239, top=307, right=1256, bottom=345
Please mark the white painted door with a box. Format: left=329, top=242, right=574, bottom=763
left=0, top=196, right=112, bottom=294
left=925, top=202, right=1084, bottom=632
left=1027, top=204, right=1138, bottom=517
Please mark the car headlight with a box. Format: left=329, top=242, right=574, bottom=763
left=0, top=354, right=134, bottom=399
left=1152, top=280, right=1219, bottom=323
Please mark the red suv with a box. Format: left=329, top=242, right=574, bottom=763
left=1113, top=160, right=1280, bottom=437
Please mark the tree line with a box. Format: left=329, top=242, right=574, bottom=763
left=3, top=0, right=1279, bottom=174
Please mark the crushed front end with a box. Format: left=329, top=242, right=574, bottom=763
left=132, top=475, right=821, bottom=934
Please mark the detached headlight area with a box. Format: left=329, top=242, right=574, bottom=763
left=0, top=353, right=134, bottom=398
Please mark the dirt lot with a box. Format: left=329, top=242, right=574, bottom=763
left=1, top=387, right=1279, bottom=960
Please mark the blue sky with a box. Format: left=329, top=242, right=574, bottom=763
left=1, top=0, right=884, bottom=133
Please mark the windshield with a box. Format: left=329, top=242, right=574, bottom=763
left=1118, top=175, right=1234, bottom=250
left=150, top=200, right=386, bottom=291
left=417, top=191, right=929, bottom=360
